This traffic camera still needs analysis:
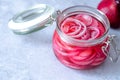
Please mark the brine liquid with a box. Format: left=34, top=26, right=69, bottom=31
left=53, top=13, right=108, bottom=69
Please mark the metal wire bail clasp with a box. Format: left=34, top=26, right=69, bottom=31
left=102, top=35, right=120, bottom=62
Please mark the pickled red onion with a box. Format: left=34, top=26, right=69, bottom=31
left=91, top=57, right=106, bottom=66
left=61, top=18, right=82, bottom=34
left=53, top=38, right=80, bottom=56
left=70, top=21, right=86, bottom=38
left=61, top=18, right=87, bottom=38
left=70, top=56, right=95, bottom=65
left=69, top=49, right=97, bottom=65
left=81, top=31, right=90, bottom=40
left=89, top=18, right=98, bottom=27
left=54, top=36, right=80, bottom=52
left=71, top=49, right=93, bottom=60
left=88, top=27, right=100, bottom=40
left=75, top=14, right=93, bottom=26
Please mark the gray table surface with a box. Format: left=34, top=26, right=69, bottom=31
left=0, top=0, right=120, bottom=80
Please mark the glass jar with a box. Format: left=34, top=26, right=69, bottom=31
left=52, top=5, right=119, bottom=69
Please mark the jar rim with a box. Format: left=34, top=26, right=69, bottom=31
left=56, top=5, right=110, bottom=46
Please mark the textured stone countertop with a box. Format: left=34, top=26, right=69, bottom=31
left=0, top=0, right=120, bottom=80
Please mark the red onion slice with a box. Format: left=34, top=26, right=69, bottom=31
left=71, top=49, right=92, bottom=60
left=81, top=30, right=90, bottom=40
left=75, top=14, right=93, bottom=26
left=54, top=42, right=79, bottom=56
left=67, top=25, right=81, bottom=36
left=61, top=18, right=81, bottom=33
left=88, top=27, right=100, bottom=40
left=70, top=56, right=95, bottom=65
left=89, top=18, right=98, bottom=27
left=55, top=37, right=79, bottom=52
left=69, top=50, right=97, bottom=65
left=61, top=18, right=87, bottom=38
left=70, top=21, right=87, bottom=38
left=91, top=57, right=105, bottom=66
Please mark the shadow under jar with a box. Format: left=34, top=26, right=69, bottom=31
left=52, top=5, right=110, bottom=69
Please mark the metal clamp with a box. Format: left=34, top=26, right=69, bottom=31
left=102, top=35, right=120, bottom=62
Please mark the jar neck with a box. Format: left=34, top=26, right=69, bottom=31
left=56, top=5, right=110, bottom=47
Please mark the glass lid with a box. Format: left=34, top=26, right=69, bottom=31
left=8, top=4, right=56, bottom=34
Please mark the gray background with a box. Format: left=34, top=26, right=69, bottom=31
left=0, top=0, right=120, bottom=80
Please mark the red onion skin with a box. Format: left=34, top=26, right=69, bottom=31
left=97, top=0, right=120, bottom=28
